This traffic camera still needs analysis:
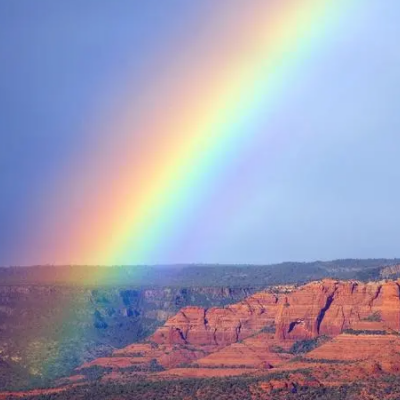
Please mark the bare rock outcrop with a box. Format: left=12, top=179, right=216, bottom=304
left=275, top=279, right=400, bottom=340
left=151, top=291, right=281, bottom=346
left=75, top=279, right=400, bottom=378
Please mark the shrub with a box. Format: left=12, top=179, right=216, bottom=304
left=289, top=335, right=330, bottom=354
left=343, top=329, right=387, bottom=335
left=362, top=312, right=382, bottom=322
left=260, top=324, right=276, bottom=333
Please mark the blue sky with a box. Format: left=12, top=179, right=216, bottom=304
left=0, top=1, right=400, bottom=265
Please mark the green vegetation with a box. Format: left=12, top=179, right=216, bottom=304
left=271, top=336, right=331, bottom=355
left=16, top=369, right=315, bottom=400
left=343, top=329, right=388, bottom=335
left=290, top=356, right=353, bottom=364
left=179, top=363, right=257, bottom=369
left=2, top=258, right=399, bottom=287
left=260, top=324, right=276, bottom=333
left=289, top=336, right=330, bottom=354
left=16, top=373, right=400, bottom=400
left=0, top=286, right=251, bottom=391
left=362, top=311, right=382, bottom=322
left=81, top=366, right=113, bottom=381
left=270, top=345, right=287, bottom=354
left=2, top=258, right=400, bottom=392
left=81, top=360, right=165, bottom=377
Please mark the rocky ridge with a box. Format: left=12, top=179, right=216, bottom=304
left=63, top=279, right=400, bottom=379
left=0, top=285, right=254, bottom=390
left=4, top=279, right=400, bottom=398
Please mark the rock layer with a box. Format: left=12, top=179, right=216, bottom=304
left=151, top=291, right=282, bottom=346
left=75, top=279, right=400, bottom=376
left=276, top=280, right=400, bottom=340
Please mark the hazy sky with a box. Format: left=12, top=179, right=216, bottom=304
left=0, top=1, right=400, bottom=265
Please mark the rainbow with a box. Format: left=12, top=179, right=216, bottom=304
left=38, top=0, right=357, bottom=265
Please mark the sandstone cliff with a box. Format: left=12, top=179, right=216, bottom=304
left=6, top=279, right=400, bottom=398
left=151, top=291, right=282, bottom=346
left=0, top=285, right=253, bottom=390
left=276, top=279, right=400, bottom=340
left=77, top=279, right=400, bottom=375
left=148, top=279, right=400, bottom=346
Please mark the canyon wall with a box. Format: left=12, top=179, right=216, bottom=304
left=149, top=280, right=400, bottom=346
left=106, top=279, right=400, bottom=371
left=0, top=285, right=254, bottom=389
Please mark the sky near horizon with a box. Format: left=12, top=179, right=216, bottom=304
left=0, top=1, right=400, bottom=266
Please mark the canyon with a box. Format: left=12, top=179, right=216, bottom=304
left=3, top=262, right=400, bottom=398
left=15, top=278, right=397, bottom=400
left=2, top=259, right=398, bottom=391
left=67, top=279, right=400, bottom=377
left=0, top=285, right=254, bottom=390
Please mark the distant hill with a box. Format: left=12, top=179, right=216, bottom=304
left=1, top=258, right=400, bottom=287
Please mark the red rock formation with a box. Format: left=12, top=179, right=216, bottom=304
left=305, top=333, right=400, bottom=362
left=157, top=368, right=252, bottom=378
left=195, top=333, right=293, bottom=368
left=151, top=291, right=281, bottom=346
left=89, top=342, right=213, bottom=369
left=73, top=279, right=400, bottom=381
left=255, top=373, right=321, bottom=395
left=275, top=279, right=400, bottom=340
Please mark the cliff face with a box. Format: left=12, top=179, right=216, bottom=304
left=0, top=285, right=254, bottom=390
left=151, top=291, right=282, bottom=346
left=276, top=280, right=400, bottom=340
left=148, top=280, right=400, bottom=346
left=80, top=279, right=400, bottom=375
left=5, top=279, right=400, bottom=398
